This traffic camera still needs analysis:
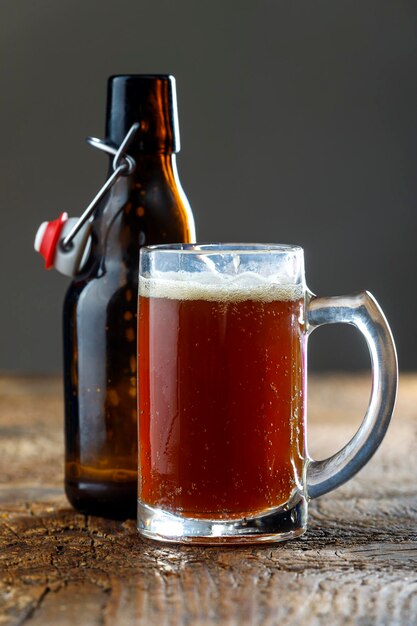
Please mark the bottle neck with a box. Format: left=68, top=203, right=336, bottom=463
left=106, top=75, right=180, bottom=154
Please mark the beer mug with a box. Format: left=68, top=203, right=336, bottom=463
left=137, top=244, right=397, bottom=544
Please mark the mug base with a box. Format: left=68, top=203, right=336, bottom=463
left=137, top=495, right=308, bottom=545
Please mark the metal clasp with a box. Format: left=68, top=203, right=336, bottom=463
left=60, top=123, right=140, bottom=251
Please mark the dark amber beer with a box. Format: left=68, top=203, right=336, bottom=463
left=138, top=274, right=305, bottom=520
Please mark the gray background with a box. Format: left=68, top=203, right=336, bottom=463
left=1, top=0, right=416, bottom=373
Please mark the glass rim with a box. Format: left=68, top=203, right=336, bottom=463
left=140, top=243, right=304, bottom=255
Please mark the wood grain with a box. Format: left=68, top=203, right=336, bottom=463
left=0, top=374, right=416, bottom=625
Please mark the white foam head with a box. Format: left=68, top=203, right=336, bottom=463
left=139, top=271, right=304, bottom=302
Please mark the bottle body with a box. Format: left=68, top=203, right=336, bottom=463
left=64, top=155, right=195, bottom=518
left=63, top=76, right=195, bottom=519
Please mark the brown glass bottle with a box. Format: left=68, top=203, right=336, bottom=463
left=63, top=75, right=196, bottom=519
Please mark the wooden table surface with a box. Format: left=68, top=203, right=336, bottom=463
left=0, top=374, right=416, bottom=626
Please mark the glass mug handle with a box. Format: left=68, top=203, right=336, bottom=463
left=306, top=291, right=398, bottom=499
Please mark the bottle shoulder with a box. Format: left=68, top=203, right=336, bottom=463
left=65, top=156, right=195, bottom=291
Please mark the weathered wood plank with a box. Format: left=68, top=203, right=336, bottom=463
left=0, top=374, right=416, bottom=625
left=27, top=583, right=108, bottom=626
